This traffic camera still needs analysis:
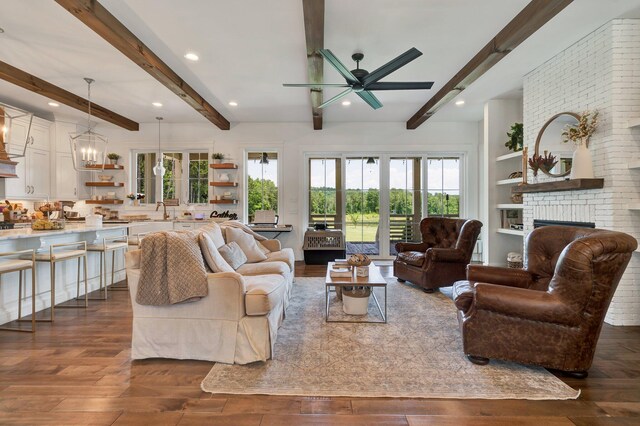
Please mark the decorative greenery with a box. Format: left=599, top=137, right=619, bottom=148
left=212, top=152, right=225, bottom=160
left=562, top=111, right=599, bottom=146
left=126, top=193, right=145, bottom=200
left=505, top=123, right=523, bottom=152
left=528, top=152, right=557, bottom=176
left=106, top=153, right=120, bottom=160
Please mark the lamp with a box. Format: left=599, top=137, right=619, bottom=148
left=69, top=78, right=108, bottom=171
left=259, top=152, right=269, bottom=165
left=153, top=117, right=165, bottom=176
left=0, top=103, right=33, bottom=160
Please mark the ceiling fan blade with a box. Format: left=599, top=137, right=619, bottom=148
left=356, top=90, right=383, bottom=110
left=319, top=49, right=359, bottom=85
left=318, top=88, right=353, bottom=109
left=283, top=83, right=350, bottom=87
left=362, top=47, right=423, bottom=87
left=366, top=81, right=434, bottom=90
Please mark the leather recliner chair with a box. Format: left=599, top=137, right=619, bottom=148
left=393, top=218, right=483, bottom=292
left=453, top=226, right=637, bottom=378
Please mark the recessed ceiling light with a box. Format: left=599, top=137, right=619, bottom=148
left=48, top=102, right=59, bottom=107
left=152, top=102, right=163, bottom=107
left=455, top=100, right=465, bottom=106
left=228, top=101, right=238, bottom=107
left=341, top=100, right=351, bottom=106
left=184, top=52, right=199, bottom=61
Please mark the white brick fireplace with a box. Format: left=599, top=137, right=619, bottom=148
left=523, top=20, right=640, bottom=325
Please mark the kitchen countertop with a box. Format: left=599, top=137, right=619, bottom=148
left=0, top=223, right=130, bottom=241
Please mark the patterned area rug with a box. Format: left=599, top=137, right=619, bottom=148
left=201, top=277, right=580, bottom=399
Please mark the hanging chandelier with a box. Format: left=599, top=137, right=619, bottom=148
left=153, top=117, right=165, bottom=176
left=69, top=78, right=108, bottom=171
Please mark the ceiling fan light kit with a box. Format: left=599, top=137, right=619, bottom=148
left=284, top=47, right=434, bottom=110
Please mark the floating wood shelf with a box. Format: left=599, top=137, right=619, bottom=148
left=85, top=199, right=124, bottom=205
left=209, top=199, right=238, bottom=204
left=210, top=163, right=238, bottom=169
left=628, top=117, right=640, bottom=128
left=85, top=182, right=125, bottom=187
left=85, top=164, right=124, bottom=170
left=209, top=182, right=238, bottom=187
left=512, top=178, right=604, bottom=194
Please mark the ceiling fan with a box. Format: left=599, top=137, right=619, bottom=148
left=283, top=47, right=433, bottom=110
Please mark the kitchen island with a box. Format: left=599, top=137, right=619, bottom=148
left=0, top=224, right=130, bottom=326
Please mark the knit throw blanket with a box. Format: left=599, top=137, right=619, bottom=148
left=136, top=231, right=208, bottom=306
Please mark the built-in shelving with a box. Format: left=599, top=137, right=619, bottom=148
left=85, top=199, right=124, bottom=205
left=629, top=204, right=640, bottom=211
left=628, top=160, right=640, bottom=170
left=628, top=118, right=640, bottom=128
left=513, top=178, right=604, bottom=194
left=496, top=178, right=522, bottom=186
left=85, top=182, right=125, bottom=187
left=496, top=151, right=523, bottom=162
left=209, top=182, right=238, bottom=187
left=496, top=204, right=524, bottom=209
left=497, top=228, right=524, bottom=236
left=85, top=164, right=124, bottom=170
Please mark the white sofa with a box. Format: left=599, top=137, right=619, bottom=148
left=125, top=236, right=295, bottom=364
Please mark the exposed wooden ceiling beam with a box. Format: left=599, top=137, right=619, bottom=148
left=55, top=0, right=230, bottom=130
left=0, top=60, right=139, bottom=131
left=406, top=0, right=573, bottom=129
left=302, top=0, right=325, bottom=130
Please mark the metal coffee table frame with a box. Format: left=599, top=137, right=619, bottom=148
left=325, top=281, right=387, bottom=323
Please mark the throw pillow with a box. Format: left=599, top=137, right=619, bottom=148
left=199, top=222, right=226, bottom=249
left=225, top=227, right=268, bottom=263
left=198, top=233, right=234, bottom=273
left=257, top=241, right=271, bottom=255
left=218, top=241, right=248, bottom=270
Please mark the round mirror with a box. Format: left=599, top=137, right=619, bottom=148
left=534, top=112, right=579, bottom=178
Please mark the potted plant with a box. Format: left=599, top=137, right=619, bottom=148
left=528, top=152, right=558, bottom=181
left=562, top=111, right=598, bottom=179
left=106, top=153, right=121, bottom=165
left=212, top=152, right=225, bottom=164
left=126, top=193, right=144, bottom=206
left=505, top=122, right=523, bottom=153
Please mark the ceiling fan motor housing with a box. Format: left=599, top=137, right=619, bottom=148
left=350, top=52, right=369, bottom=81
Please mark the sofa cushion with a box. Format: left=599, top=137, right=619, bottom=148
left=200, top=222, right=226, bottom=249
left=218, top=242, right=248, bottom=270
left=453, top=280, right=475, bottom=314
left=225, top=227, right=268, bottom=263
left=199, top=233, right=234, bottom=273
left=244, top=274, right=286, bottom=316
left=236, top=261, right=289, bottom=278
left=397, top=251, right=425, bottom=267
left=263, top=248, right=295, bottom=272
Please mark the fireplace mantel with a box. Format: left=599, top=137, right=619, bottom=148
left=513, top=178, right=604, bottom=194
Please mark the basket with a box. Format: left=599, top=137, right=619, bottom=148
left=303, top=229, right=346, bottom=264
left=507, top=252, right=523, bottom=269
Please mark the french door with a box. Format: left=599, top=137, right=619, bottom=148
left=308, top=154, right=462, bottom=259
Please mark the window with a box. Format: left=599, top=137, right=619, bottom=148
left=389, top=157, right=423, bottom=255
left=132, top=150, right=209, bottom=204
left=135, top=152, right=157, bottom=204
left=188, top=152, right=209, bottom=204
left=308, top=158, right=341, bottom=229
left=247, top=152, right=278, bottom=221
left=426, top=157, right=460, bottom=217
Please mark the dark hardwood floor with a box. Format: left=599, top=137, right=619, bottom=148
left=0, top=262, right=638, bottom=425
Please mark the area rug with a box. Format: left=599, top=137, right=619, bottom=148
left=201, top=277, right=580, bottom=399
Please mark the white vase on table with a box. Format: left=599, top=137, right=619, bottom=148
left=570, top=143, right=594, bottom=179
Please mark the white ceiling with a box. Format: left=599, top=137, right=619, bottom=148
left=0, top=0, right=639, bottom=128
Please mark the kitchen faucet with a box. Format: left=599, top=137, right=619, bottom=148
left=156, top=201, right=171, bottom=220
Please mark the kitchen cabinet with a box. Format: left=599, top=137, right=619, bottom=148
left=53, top=121, right=76, bottom=153
left=2, top=145, right=50, bottom=200
left=55, top=152, right=90, bottom=200
left=2, top=145, right=27, bottom=199
left=29, top=122, right=51, bottom=151
left=173, top=222, right=195, bottom=231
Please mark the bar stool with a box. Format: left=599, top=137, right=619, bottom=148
left=0, top=249, right=36, bottom=333
left=24, top=241, right=89, bottom=322
left=86, top=235, right=128, bottom=299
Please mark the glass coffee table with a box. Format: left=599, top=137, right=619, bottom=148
left=325, top=262, right=387, bottom=323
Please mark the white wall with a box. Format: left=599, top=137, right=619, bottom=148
left=94, top=120, right=480, bottom=259
left=523, top=20, right=640, bottom=325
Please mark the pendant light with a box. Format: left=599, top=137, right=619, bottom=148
left=152, top=117, right=165, bottom=176
left=259, top=152, right=269, bottom=165
left=366, top=157, right=376, bottom=165
left=69, top=78, right=108, bottom=171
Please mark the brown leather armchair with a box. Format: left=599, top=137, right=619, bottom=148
left=453, top=226, right=637, bottom=378
left=393, top=218, right=482, bottom=292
